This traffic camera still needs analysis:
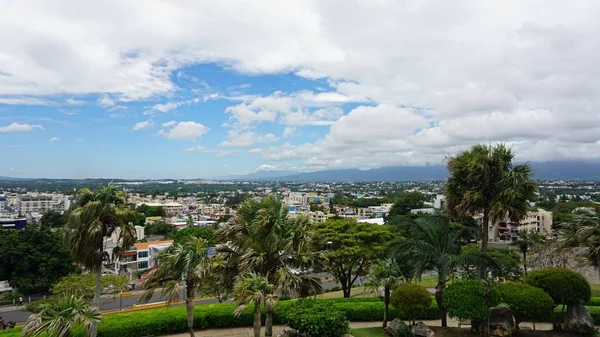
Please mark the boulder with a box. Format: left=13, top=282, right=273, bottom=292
left=483, top=306, right=516, bottom=337
left=277, top=327, right=299, bottom=337
left=384, top=318, right=408, bottom=337
left=411, top=322, right=435, bottom=337
left=564, top=304, right=596, bottom=334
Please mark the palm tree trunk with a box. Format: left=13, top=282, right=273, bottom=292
left=253, top=301, right=262, bottom=337
left=479, top=211, right=489, bottom=279
left=383, top=287, right=390, bottom=328
left=523, top=251, right=527, bottom=276
left=186, top=287, right=196, bottom=337
left=90, top=269, right=102, bottom=337
left=435, top=281, right=447, bottom=327
left=265, top=307, right=273, bottom=337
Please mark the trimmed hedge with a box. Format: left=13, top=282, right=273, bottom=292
left=497, top=282, right=554, bottom=325
left=525, top=268, right=591, bottom=306
left=285, top=301, right=349, bottom=337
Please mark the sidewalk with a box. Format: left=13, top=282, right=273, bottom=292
left=163, top=320, right=554, bottom=337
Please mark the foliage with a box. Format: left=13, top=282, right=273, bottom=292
left=368, top=258, right=406, bottom=327
left=40, top=210, right=65, bottom=228
left=0, top=226, right=74, bottom=294
left=173, top=226, right=216, bottom=245
left=487, top=248, right=523, bottom=281
left=311, top=218, right=393, bottom=298
left=51, top=274, right=128, bottom=299
left=135, top=204, right=165, bottom=217
left=390, top=284, right=432, bottom=323
left=388, top=193, right=426, bottom=217
left=443, top=280, right=500, bottom=322
left=144, top=221, right=176, bottom=237
left=395, top=326, right=415, bottom=337
left=1, top=291, right=22, bottom=301
left=284, top=300, right=350, bottom=337
left=524, top=268, right=591, bottom=306
left=22, top=295, right=102, bottom=337
left=496, top=282, right=554, bottom=326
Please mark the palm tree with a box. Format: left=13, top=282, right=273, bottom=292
left=513, top=230, right=544, bottom=276
left=397, top=217, right=486, bottom=327
left=445, top=144, right=537, bottom=277
left=557, top=211, right=600, bottom=281
left=140, top=236, right=218, bottom=337
left=232, top=272, right=277, bottom=337
left=65, top=183, right=137, bottom=337
left=368, top=258, right=405, bottom=328
left=217, top=195, right=323, bottom=337
left=22, top=295, right=101, bottom=337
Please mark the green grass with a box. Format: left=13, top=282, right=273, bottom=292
left=591, top=283, right=600, bottom=297
left=418, top=275, right=439, bottom=288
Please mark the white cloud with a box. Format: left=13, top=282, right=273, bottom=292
left=144, top=102, right=178, bottom=115
left=132, top=119, right=155, bottom=131
left=162, top=120, right=177, bottom=128
left=183, top=145, right=206, bottom=152
left=219, top=127, right=279, bottom=147
left=0, top=122, right=44, bottom=133
left=0, top=97, right=52, bottom=106
left=49, top=137, right=60, bottom=143
left=282, top=126, right=297, bottom=138
left=65, top=98, right=85, bottom=106
left=158, top=121, right=209, bottom=140
left=214, top=150, right=235, bottom=157
left=97, top=96, right=116, bottom=108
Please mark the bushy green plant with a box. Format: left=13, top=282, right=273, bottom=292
left=396, top=326, right=415, bottom=337
left=284, top=300, right=350, bottom=337
left=1, top=292, right=23, bottom=301
left=390, top=284, right=432, bottom=323
left=496, top=282, right=554, bottom=328
left=443, top=280, right=500, bottom=322
left=524, top=268, right=591, bottom=306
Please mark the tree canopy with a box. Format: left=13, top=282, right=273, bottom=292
left=40, top=210, right=65, bottom=229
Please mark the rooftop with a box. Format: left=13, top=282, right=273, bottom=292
left=134, top=239, right=173, bottom=251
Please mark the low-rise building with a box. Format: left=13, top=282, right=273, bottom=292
left=116, top=239, right=174, bottom=275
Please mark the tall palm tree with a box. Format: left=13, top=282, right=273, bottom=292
left=140, top=236, right=219, bottom=337
left=397, top=217, right=486, bottom=327
left=368, top=258, right=405, bottom=328
left=557, top=211, right=600, bottom=281
left=445, top=144, right=537, bottom=277
left=66, top=183, right=137, bottom=337
left=513, top=230, right=544, bottom=276
left=232, top=272, right=277, bottom=337
left=217, top=195, right=323, bottom=337
left=22, top=295, right=102, bottom=337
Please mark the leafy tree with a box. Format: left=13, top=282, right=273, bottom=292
left=390, top=284, right=432, bottom=325
left=496, top=282, right=554, bottom=331
left=309, top=203, right=325, bottom=212
left=524, top=268, right=591, bottom=307
left=513, top=230, right=544, bottom=276
left=66, top=184, right=138, bottom=337
left=173, top=226, right=216, bottom=246
left=232, top=272, right=277, bottom=337
left=443, top=280, right=501, bottom=328
left=388, top=192, right=426, bottom=217
left=218, top=196, right=323, bottom=337
left=487, top=248, right=522, bottom=281
left=0, top=226, right=74, bottom=294
left=136, top=204, right=165, bottom=217
left=144, top=222, right=176, bottom=237
left=141, top=236, right=218, bottom=337
left=311, top=218, right=393, bottom=298
left=22, top=295, right=101, bottom=337
left=396, top=216, right=486, bottom=327
left=368, top=258, right=405, bottom=327
left=40, top=210, right=65, bottom=228
left=52, top=274, right=128, bottom=300
left=445, top=144, right=537, bottom=277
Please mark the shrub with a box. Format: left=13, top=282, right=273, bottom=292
left=330, top=285, right=342, bottom=292
left=396, top=326, right=415, bottom=337
left=443, top=280, right=500, bottom=322
left=1, top=292, right=23, bottom=301
left=525, top=268, right=591, bottom=306
left=497, top=282, right=554, bottom=327
left=284, top=300, right=350, bottom=337
left=390, top=284, right=432, bottom=323
left=587, top=297, right=600, bottom=306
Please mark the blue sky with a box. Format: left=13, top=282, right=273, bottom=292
left=1, top=1, right=599, bottom=178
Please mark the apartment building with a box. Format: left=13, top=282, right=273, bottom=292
left=116, top=239, right=173, bottom=274
left=0, top=195, right=6, bottom=214
left=19, top=195, right=53, bottom=214
left=489, top=208, right=553, bottom=241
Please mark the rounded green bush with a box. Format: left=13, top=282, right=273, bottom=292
left=524, top=268, right=591, bottom=305
left=391, top=284, right=432, bottom=323
left=496, top=282, right=554, bottom=326
left=443, top=280, right=500, bottom=322
left=284, top=300, right=350, bottom=337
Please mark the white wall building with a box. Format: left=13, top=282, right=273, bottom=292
left=0, top=195, right=6, bottom=214
left=489, top=208, right=553, bottom=241
left=19, top=195, right=53, bottom=214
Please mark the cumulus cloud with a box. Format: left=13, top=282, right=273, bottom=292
left=219, top=127, right=279, bottom=147
left=158, top=121, right=209, bottom=140
left=162, top=120, right=177, bottom=128
left=144, top=102, right=178, bottom=115
left=282, top=126, right=297, bottom=138
left=97, top=96, right=116, bottom=108
left=65, top=98, right=85, bottom=106
left=49, top=137, right=60, bottom=143
left=0, top=122, right=44, bottom=133
left=183, top=145, right=206, bottom=152
left=132, top=119, right=155, bottom=131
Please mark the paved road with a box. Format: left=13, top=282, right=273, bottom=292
left=0, top=280, right=340, bottom=324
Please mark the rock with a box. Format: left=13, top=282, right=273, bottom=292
left=564, top=304, right=597, bottom=334
left=384, top=318, right=408, bottom=337
left=411, top=322, right=435, bottom=337
left=277, top=327, right=298, bottom=337
left=343, top=335, right=355, bottom=337
left=483, top=306, right=516, bottom=337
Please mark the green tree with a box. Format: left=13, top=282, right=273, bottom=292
left=218, top=196, right=323, bottom=337
left=144, top=222, right=177, bottom=237
left=66, top=184, right=138, bottom=337
left=311, top=218, right=393, bottom=298
left=497, top=282, right=554, bottom=331
left=40, top=210, right=65, bottom=229
left=443, top=280, right=501, bottom=331
left=396, top=216, right=485, bottom=327
left=487, top=248, right=522, bottom=281
left=22, top=295, right=102, bottom=337
left=136, top=204, right=165, bottom=217
left=232, top=272, right=277, bottom=337
left=174, top=226, right=216, bottom=246
left=524, top=268, right=591, bottom=308
left=390, top=284, right=432, bottom=325
left=0, top=226, right=74, bottom=294
left=445, top=144, right=537, bottom=277
left=368, top=258, right=404, bottom=328
left=513, top=230, right=544, bottom=276
left=388, top=192, right=426, bottom=217
left=140, top=236, right=218, bottom=337
left=52, top=274, right=128, bottom=300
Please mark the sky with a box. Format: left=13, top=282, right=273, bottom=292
left=1, top=0, right=600, bottom=179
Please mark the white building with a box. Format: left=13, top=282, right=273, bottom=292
left=489, top=208, right=553, bottom=241
left=116, top=239, right=173, bottom=274
left=19, top=195, right=53, bottom=214
left=0, top=195, right=6, bottom=214
left=434, top=194, right=445, bottom=209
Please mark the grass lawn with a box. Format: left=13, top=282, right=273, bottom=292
left=317, top=286, right=375, bottom=299
left=350, top=327, right=585, bottom=337
left=591, top=283, right=600, bottom=297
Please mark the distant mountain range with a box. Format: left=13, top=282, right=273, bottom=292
left=233, top=161, right=600, bottom=182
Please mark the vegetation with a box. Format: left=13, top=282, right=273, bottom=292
left=390, top=284, right=431, bottom=324
left=135, top=204, right=165, bottom=217
left=40, top=209, right=66, bottom=228
left=368, top=258, right=404, bottom=327
left=443, top=280, right=500, bottom=324
left=496, top=282, right=554, bottom=330
left=173, top=226, right=216, bottom=245
left=525, top=268, right=591, bottom=307
left=144, top=221, right=176, bottom=237
left=51, top=274, right=128, bottom=299
left=513, top=231, right=544, bottom=276
left=284, top=300, right=349, bottom=337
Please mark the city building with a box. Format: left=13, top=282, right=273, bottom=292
left=19, top=195, right=53, bottom=214
left=489, top=208, right=553, bottom=241
left=410, top=208, right=436, bottom=215
left=0, top=195, right=6, bottom=213
left=0, top=218, right=27, bottom=230
left=116, top=239, right=173, bottom=275
left=434, top=194, right=445, bottom=209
